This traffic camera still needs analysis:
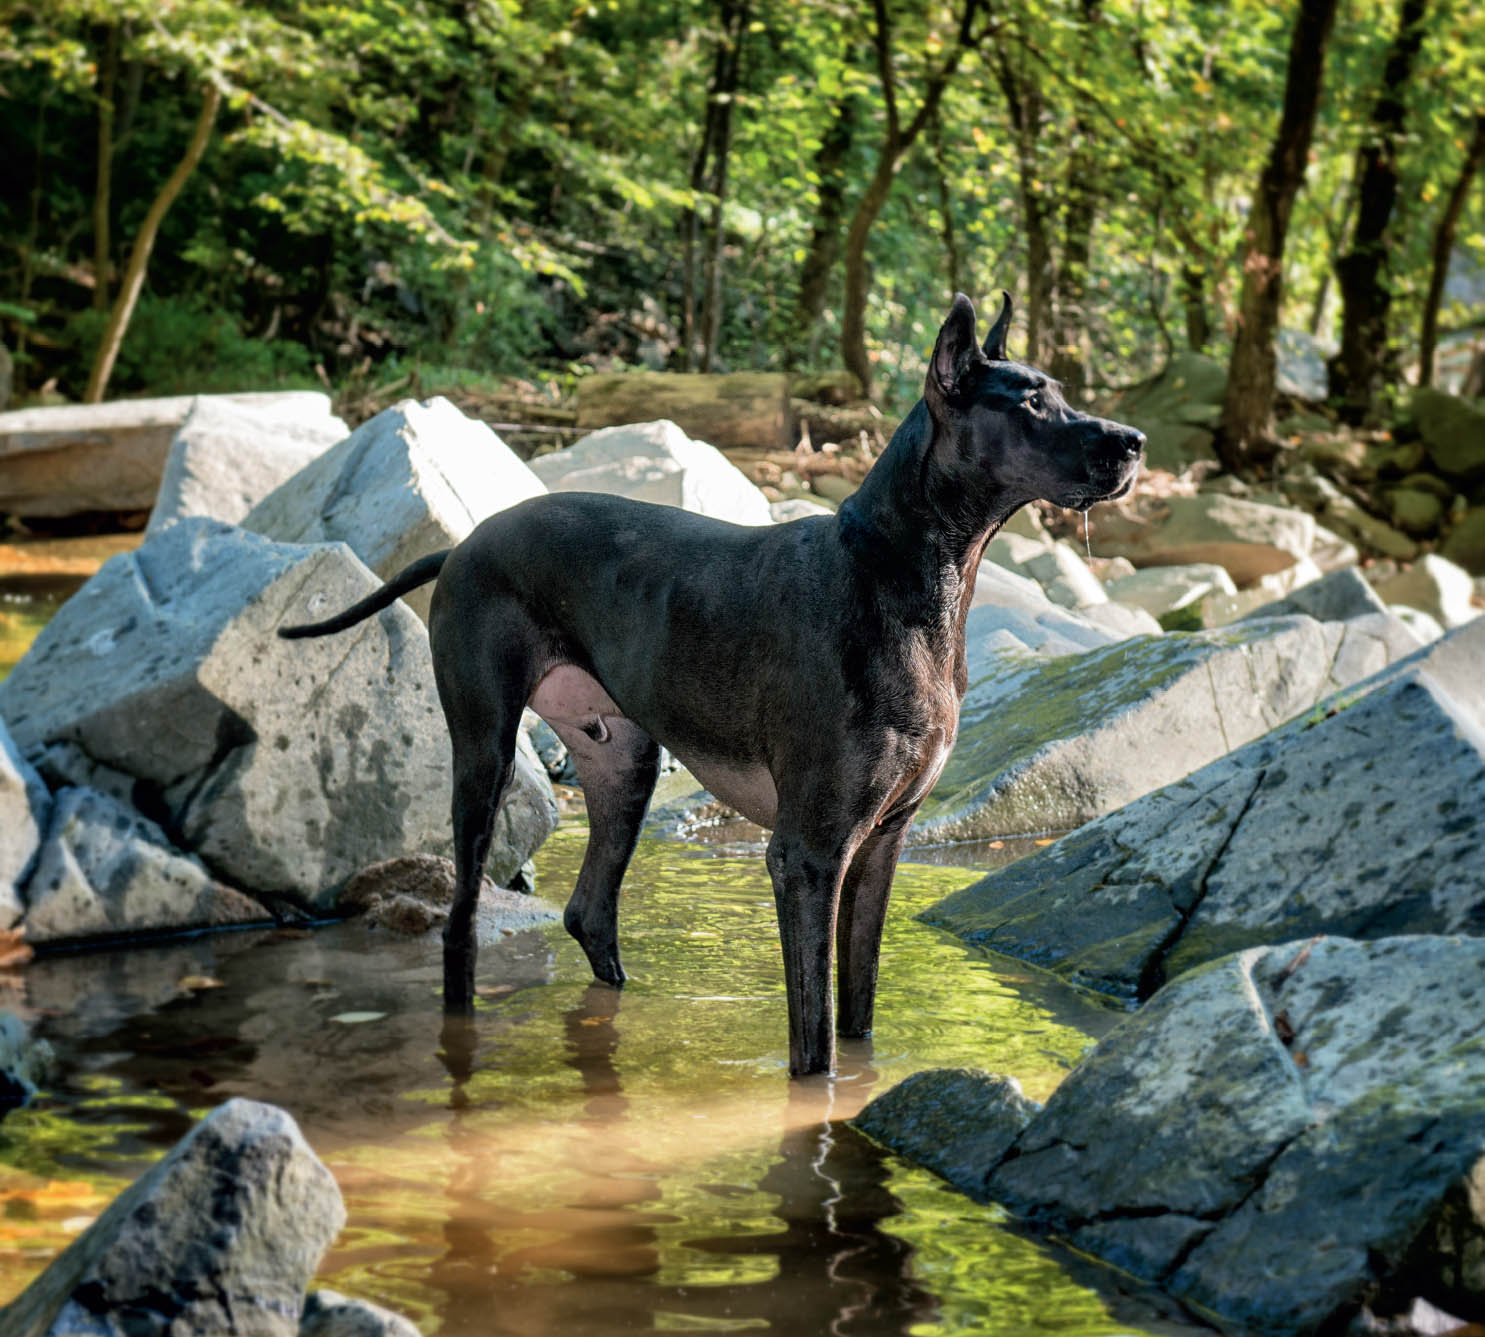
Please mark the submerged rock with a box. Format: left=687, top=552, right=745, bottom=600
left=300, top=1290, right=421, bottom=1337
left=0, top=1010, right=52, bottom=1117
left=920, top=620, right=1485, bottom=1000
left=0, top=1098, right=345, bottom=1336
left=340, top=852, right=559, bottom=941
left=852, top=1069, right=1040, bottom=1199
left=243, top=396, right=545, bottom=623
left=983, top=935, right=1485, bottom=1334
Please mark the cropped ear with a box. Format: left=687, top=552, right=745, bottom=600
left=927, top=292, right=979, bottom=405
left=982, top=290, right=1013, bottom=361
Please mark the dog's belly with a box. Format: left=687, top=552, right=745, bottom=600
left=674, top=753, right=779, bottom=831
left=528, top=665, right=779, bottom=827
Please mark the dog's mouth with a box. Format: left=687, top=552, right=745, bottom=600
left=1053, top=460, right=1139, bottom=510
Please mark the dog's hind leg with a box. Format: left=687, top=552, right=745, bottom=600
left=554, top=717, right=660, bottom=987
left=432, top=612, right=533, bottom=1014
left=835, top=811, right=913, bottom=1040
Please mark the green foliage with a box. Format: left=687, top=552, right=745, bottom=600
left=1, top=0, right=1482, bottom=414
left=64, top=294, right=316, bottom=395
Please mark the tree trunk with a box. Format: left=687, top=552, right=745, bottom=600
left=1327, top=0, right=1429, bottom=423
left=929, top=110, right=966, bottom=297
left=681, top=0, right=748, bottom=372
left=791, top=88, right=859, bottom=365
left=1215, top=0, right=1340, bottom=473
left=841, top=0, right=982, bottom=396
left=1419, top=111, right=1485, bottom=388
left=1181, top=262, right=1211, bottom=352
left=92, top=23, right=119, bottom=313
left=1049, top=0, right=1103, bottom=400
left=85, top=83, right=220, bottom=404
left=699, top=0, right=748, bottom=372
left=993, top=47, right=1053, bottom=366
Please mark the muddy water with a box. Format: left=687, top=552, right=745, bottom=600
left=0, top=830, right=1202, bottom=1336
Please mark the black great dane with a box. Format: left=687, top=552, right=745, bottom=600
left=282, top=293, right=1144, bottom=1076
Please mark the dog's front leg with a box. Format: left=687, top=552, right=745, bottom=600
left=765, top=824, right=859, bottom=1077
left=835, top=809, right=914, bottom=1040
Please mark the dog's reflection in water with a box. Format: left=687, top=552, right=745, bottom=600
left=429, top=993, right=938, bottom=1334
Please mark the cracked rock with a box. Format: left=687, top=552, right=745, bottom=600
left=980, top=936, right=1485, bottom=1334
left=242, top=396, right=545, bottom=623
left=20, top=786, right=268, bottom=944
left=913, top=609, right=1418, bottom=843
left=0, top=519, right=557, bottom=911
left=920, top=619, right=1485, bottom=1000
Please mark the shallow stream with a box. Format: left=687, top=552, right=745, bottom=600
left=0, top=828, right=1211, bottom=1335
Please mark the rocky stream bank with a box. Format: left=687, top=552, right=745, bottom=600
left=0, top=362, right=1481, bottom=1334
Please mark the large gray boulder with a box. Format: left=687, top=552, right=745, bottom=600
left=0, top=1099, right=346, bottom=1336
left=0, top=392, right=335, bottom=518
left=1, top=718, right=49, bottom=927
left=20, top=786, right=269, bottom=944
left=528, top=418, right=773, bottom=527
left=147, top=396, right=348, bottom=537
left=921, top=620, right=1485, bottom=1000
left=0, top=519, right=556, bottom=909
left=912, top=610, right=1419, bottom=843
left=243, top=396, right=545, bottom=622
left=983, top=936, right=1485, bottom=1334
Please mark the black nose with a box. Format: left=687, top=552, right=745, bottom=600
left=1120, top=428, right=1146, bottom=460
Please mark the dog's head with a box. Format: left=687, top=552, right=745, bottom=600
left=923, top=292, right=1144, bottom=512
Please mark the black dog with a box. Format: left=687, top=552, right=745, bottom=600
left=282, top=293, right=1143, bottom=1076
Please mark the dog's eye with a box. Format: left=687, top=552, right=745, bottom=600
left=1025, top=392, right=1042, bottom=412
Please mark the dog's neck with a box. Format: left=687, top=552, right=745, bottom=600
left=837, top=399, right=1024, bottom=625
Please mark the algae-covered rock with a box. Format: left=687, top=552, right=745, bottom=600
left=920, top=619, right=1485, bottom=1000
left=1412, top=386, right=1485, bottom=481
left=913, top=611, right=1415, bottom=843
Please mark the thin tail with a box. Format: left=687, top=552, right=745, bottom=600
left=278, top=549, right=452, bottom=639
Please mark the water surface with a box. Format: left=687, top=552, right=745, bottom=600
left=0, top=830, right=1203, bottom=1335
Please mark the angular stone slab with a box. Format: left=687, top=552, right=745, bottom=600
left=921, top=620, right=1485, bottom=1000
left=1240, top=564, right=1388, bottom=623
left=0, top=392, right=334, bottom=517
left=20, top=786, right=269, bottom=944
left=528, top=418, right=773, bottom=527
left=1104, top=562, right=1236, bottom=619
left=984, top=936, right=1485, bottom=1334
left=0, top=718, right=48, bottom=928
left=0, top=1098, right=345, bottom=1336
left=913, top=611, right=1417, bottom=843
left=1374, top=553, right=1481, bottom=630
left=243, top=396, right=545, bottom=622
left=0, top=519, right=556, bottom=908
left=146, top=396, right=347, bottom=536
